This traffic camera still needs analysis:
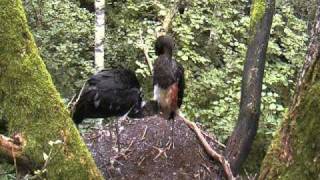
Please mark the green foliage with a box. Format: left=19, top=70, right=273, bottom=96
left=22, top=0, right=308, bottom=174
left=23, top=0, right=94, bottom=97
left=23, top=0, right=308, bottom=141
left=0, top=163, right=15, bottom=180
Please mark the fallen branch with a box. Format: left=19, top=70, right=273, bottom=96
left=0, top=134, right=33, bottom=172
left=178, top=113, right=235, bottom=180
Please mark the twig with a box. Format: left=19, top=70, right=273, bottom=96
left=67, top=94, right=77, bottom=109
left=152, top=146, right=168, bottom=160
left=201, top=130, right=226, bottom=148
left=201, top=163, right=212, bottom=174
left=139, top=29, right=153, bottom=73
left=71, top=81, right=87, bottom=109
left=125, top=140, right=135, bottom=151
left=114, top=140, right=135, bottom=160
left=178, top=113, right=235, bottom=180
left=137, top=156, right=146, bottom=166
left=140, top=126, right=148, bottom=141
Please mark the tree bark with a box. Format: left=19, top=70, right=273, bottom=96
left=259, top=1, right=320, bottom=179
left=224, top=0, right=275, bottom=175
left=95, top=0, right=105, bottom=71
left=0, top=0, right=103, bottom=179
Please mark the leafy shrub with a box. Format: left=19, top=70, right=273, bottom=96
left=24, top=0, right=94, bottom=97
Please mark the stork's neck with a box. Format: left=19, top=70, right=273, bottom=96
left=162, top=48, right=172, bottom=57
left=159, top=53, right=172, bottom=60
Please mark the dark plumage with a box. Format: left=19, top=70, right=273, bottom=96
left=72, top=69, right=143, bottom=125
left=153, top=35, right=185, bottom=148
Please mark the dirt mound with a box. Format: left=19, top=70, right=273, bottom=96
left=83, top=115, right=224, bottom=179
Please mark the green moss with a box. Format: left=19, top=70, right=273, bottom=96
left=259, top=83, right=320, bottom=179
left=242, top=132, right=270, bottom=175
left=252, top=0, right=266, bottom=20
left=250, top=0, right=266, bottom=29
left=283, top=83, right=320, bottom=179
left=0, top=0, right=102, bottom=179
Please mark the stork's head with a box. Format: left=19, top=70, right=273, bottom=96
left=155, top=35, right=174, bottom=56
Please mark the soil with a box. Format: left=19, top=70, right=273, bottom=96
left=83, top=115, right=225, bottom=180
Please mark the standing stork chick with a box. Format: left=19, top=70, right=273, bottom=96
left=153, top=35, right=185, bottom=149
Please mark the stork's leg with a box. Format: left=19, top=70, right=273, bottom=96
left=165, top=118, right=175, bottom=149
left=171, top=117, right=175, bottom=149
left=104, top=118, right=113, bottom=142
left=115, top=118, right=121, bottom=152
left=114, top=106, right=134, bottom=153
left=153, top=120, right=175, bottom=160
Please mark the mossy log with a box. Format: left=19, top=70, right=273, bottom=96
left=0, top=0, right=103, bottom=179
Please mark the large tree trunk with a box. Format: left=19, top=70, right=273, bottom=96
left=0, top=0, right=103, bottom=179
left=224, top=0, right=275, bottom=175
left=259, top=1, right=320, bottom=179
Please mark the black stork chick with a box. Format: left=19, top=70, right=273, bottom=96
left=153, top=35, right=185, bottom=150
left=72, top=69, right=143, bottom=152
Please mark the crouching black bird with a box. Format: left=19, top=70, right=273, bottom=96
left=72, top=69, right=143, bottom=151
left=153, top=35, right=185, bottom=150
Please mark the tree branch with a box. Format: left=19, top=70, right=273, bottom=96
left=139, top=30, right=154, bottom=73
left=178, top=113, right=235, bottom=180
left=139, top=0, right=184, bottom=74
left=0, top=134, right=33, bottom=172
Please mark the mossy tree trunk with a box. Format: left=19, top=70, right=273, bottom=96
left=224, top=0, right=275, bottom=175
left=259, top=1, right=320, bottom=179
left=0, top=0, right=103, bottom=179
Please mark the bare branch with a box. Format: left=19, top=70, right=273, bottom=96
left=178, top=114, right=235, bottom=180
left=139, top=30, right=153, bottom=73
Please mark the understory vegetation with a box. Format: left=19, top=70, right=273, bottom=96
left=0, top=0, right=312, bottom=176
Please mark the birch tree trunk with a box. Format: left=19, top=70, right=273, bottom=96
left=94, top=0, right=105, bottom=71
left=0, top=0, right=103, bottom=179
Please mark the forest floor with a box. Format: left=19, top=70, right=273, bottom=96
left=83, top=115, right=225, bottom=180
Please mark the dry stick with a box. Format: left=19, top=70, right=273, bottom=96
left=140, top=126, right=148, bottom=141
left=201, top=130, right=226, bottom=148
left=139, top=0, right=182, bottom=73
left=72, top=81, right=87, bottom=108
left=178, top=114, right=235, bottom=180
left=139, top=30, right=153, bottom=73
left=161, top=1, right=179, bottom=33
left=67, top=94, right=77, bottom=109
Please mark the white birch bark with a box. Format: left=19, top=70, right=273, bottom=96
left=95, top=0, right=105, bottom=71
